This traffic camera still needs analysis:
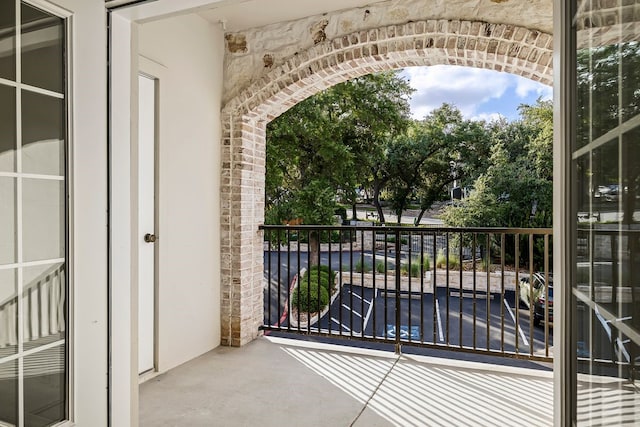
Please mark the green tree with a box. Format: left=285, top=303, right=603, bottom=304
left=442, top=99, right=553, bottom=230
left=383, top=104, right=491, bottom=224
left=266, top=71, right=413, bottom=264
left=441, top=99, right=553, bottom=267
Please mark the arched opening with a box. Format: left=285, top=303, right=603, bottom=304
left=220, top=19, right=552, bottom=346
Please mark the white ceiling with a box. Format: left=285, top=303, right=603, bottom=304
left=197, top=0, right=389, bottom=31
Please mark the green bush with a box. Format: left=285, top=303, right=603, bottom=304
left=400, top=257, right=426, bottom=277
left=307, top=265, right=336, bottom=289
left=422, top=256, right=430, bottom=271
left=355, top=259, right=372, bottom=273
left=435, top=249, right=460, bottom=269
left=375, top=261, right=386, bottom=274
left=305, top=271, right=330, bottom=291
left=309, top=264, right=332, bottom=275
left=292, top=282, right=329, bottom=313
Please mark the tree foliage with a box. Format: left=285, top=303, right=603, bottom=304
left=265, top=71, right=413, bottom=225
left=442, top=99, right=553, bottom=229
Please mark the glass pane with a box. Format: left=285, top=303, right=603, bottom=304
left=0, top=269, right=17, bottom=358
left=620, top=42, right=640, bottom=123
left=0, top=359, right=18, bottom=426
left=0, top=84, right=16, bottom=172
left=593, top=139, right=620, bottom=224
left=0, top=177, right=16, bottom=264
left=22, top=179, right=64, bottom=262
left=573, top=2, right=640, bottom=425
left=22, top=91, right=64, bottom=176
left=24, top=344, right=65, bottom=427
left=590, top=45, right=620, bottom=141
left=575, top=46, right=590, bottom=151
left=22, top=262, right=65, bottom=351
left=0, top=0, right=16, bottom=81
left=621, top=128, right=639, bottom=382
left=21, top=4, right=64, bottom=93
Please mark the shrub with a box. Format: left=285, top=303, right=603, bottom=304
left=435, top=249, right=460, bottom=269
left=310, top=264, right=331, bottom=275
left=308, top=265, right=336, bottom=289
left=375, top=261, right=386, bottom=274
left=355, top=259, right=372, bottom=273
left=305, top=271, right=330, bottom=291
left=422, top=256, right=430, bottom=271
left=292, top=282, right=329, bottom=313
left=400, top=257, right=427, bottom=277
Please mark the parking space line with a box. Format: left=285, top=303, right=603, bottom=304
left=361, top=290, right=377, bottom=332
left=503, top=299, right=529, bottom=347
left=331, top=317, right=351, bottom=332
left=349, top=291, right=365, bottom=302
left=435, top=298, right=444, bottom=342
left=343, top=304, right=363, bottom=318
left=349, top=290, right=373, bottom=305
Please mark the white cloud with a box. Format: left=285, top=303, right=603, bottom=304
left=401, top=65, right=551, bottom=121
left=513, top=76, right=553, bottom=100
left=470, top=112, right=505, bottom=123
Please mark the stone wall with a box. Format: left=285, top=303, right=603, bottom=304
left=222, top=0, right=554, bottom=103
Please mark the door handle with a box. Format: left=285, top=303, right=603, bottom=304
left=144, top=233, right=157, bottom=243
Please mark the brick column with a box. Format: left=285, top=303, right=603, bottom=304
left=221, top=112, right=266, bottom=346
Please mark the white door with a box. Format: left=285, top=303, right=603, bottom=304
left=138, top=73, right=156, bottom=375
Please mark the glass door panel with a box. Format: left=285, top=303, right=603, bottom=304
left=0, top=2, right=68, bottom=426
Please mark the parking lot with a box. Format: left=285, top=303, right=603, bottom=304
left=313, top=284, right=551, bottom=356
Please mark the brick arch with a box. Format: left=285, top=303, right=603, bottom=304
left=219, top=19, right=553, bottom=346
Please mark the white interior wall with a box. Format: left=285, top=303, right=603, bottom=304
left=138, top=13, right=223, bottom=373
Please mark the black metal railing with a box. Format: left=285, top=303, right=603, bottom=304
left=260, top=225, right=553, bottom=362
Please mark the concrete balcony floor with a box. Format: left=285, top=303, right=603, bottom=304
left=140, top=336, right=555, bottom=426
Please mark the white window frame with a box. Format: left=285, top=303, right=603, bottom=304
left=0, top=1, right=74, bottom=425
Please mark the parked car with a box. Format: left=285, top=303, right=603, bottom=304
left=519, top=273, right=553, bottom=326
left=533, top=285, right=553, bottom=326
left=604, top=184, right=619, bottom=202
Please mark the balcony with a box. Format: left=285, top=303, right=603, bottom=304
left=138, top=225, right=638, bottom=426
left=139, top=336, right=554, bottom=426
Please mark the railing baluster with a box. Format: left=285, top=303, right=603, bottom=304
left=529, top=233, right=534, bottom=356
left=361, top=229, right=365, bottom=338
left=384, top=229, right=388, bottom=341
left=472, top=232, right=477, bottom=350
left=297, top=229, right=301, bottom=333
left=328, top=229, right=332, bottom=336
left=338, top=229, right=344, bottom=338
left=501, top=233, right=505, bottom=353
left=267, top=231, right=272, bottom=327
left=544, top=233, right=549, bottom=358
left=459, top=231, right=463, bottom=349
left=445, top=232, right=450, bottom=345
left=515, top=233, right=520, bottom=353
left=286, top=229, right=291, bottom=332
left=349, top=228, right=354, bottom=339
left=372, top=229, right=376, bottom=340
left=277, top=229, right=281, bottom=330
left=486, top=233, right=491, bottom=351
left=408, top=231, right=412, bottom=343
left=420, top=232, right=425, bottom=343
left=316, top=230, right=321, bottom=336
left=395, top=228, right=401, bottom=354
left=432, top=231, right=437, bottom=344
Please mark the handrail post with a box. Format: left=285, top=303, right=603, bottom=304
left=395, top=227, right=402, bottom=355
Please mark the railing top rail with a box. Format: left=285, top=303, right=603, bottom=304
left=259, top=224, right=553, bottom=234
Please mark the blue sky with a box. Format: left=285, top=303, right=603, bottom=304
left=401, top=65, right=552, bottom=122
